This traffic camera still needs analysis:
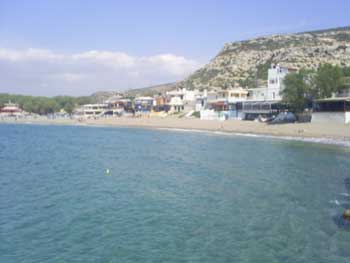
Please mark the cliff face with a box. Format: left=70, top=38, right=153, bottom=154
left=178, top=27, right=350, bottom=89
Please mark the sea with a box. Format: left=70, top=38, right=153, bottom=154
left=1, top=123, right=350, bottom=263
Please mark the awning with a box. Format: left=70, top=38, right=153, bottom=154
left=315, top=97, right=350, bottom=102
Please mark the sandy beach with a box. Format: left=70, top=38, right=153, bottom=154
left=2, top=116, right=350, bottom=145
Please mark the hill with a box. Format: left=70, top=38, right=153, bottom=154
left=177, top=26, right=350, bottom=89
left=91, top=27, right=350, bottom=98
left=123, top=83, right=176, bottom=97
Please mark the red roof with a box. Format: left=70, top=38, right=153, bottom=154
left=0, top=105, right=22, bottom=113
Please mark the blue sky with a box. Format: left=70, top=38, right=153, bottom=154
left=0, top=0, right=349, bottom=96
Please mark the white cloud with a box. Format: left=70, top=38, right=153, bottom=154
left=73, top=50, right=135, bottom=68
left=48, top=73, right=86, bottom=83
left=143, top=54, right=199, bottom=76
left=0, top=48, right=63, bottom=61
left=0, top=48, right=200, bottom=96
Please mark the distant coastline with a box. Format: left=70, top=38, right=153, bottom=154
left=1, top=116, right=350, bottom=147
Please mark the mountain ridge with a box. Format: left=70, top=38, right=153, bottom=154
left=92, top=26, right=350, bottom=100
left=177, top=26, right=350, bottom=90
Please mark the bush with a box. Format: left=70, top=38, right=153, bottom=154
left=192, top=111, right=200, bottom=118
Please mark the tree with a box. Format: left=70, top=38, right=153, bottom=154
left=342, top=66, right=350, bottom=77
left=314, top=64, right=344, bottom=98
left=53, top=96, right=76, bottom=114
left=0, top=93, right=98, bottom=115
left=63, top=101, right=75, bottom=114
left=282, top=70, right=312, bottom=113
left=282, top=64, right=350, bottom=113
left=339, top=66, right=350, bottom=92
left=75, top=96, right=94, bottom=105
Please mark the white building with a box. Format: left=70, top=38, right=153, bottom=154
left=206, top=87, right=247, bottom=103
left=221, top=88, right=248, bottom=103
left=166, top=88, right=200, bottom=112
left=0, top=101, right=23, bottom=117
left=247, top=87, right=268, bottom=101
left=199, top=88, right=248, bottom=120
left=266, top=65, right=291, bottom=101
left=166, top=88, right=199, bottom=102
left=75, top=104, right=108, bottom=118
left=247, top=64, right=295, bottom=102
left=168, top=97, right=184, bottom=112
left=195, top=89, right=208, bottom=111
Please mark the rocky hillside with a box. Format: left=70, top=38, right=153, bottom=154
left=178, top=27, right=350, bottom=89
left=90, top=91, right=121, bottom=103
left=90, top=83, right=176, bottom=101
left=123, top=83, right=176, bottom=97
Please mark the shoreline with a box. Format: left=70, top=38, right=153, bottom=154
left=155, top=128, right=350, bottom=147
left=1, top=117, right=350, bottom=147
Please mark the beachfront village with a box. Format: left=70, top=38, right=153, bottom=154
left=1, top=64, right=350, bottom=125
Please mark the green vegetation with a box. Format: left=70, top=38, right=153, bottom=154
left=282, top=70, right=313, bottom=113
left=200, top=69, right=220, bottom=83
left=282, top=64, right=350, bottom=112
left=333, top=33, right=350, bottom=42
left=238, top=76, right=256, bottom=89
left=191, top=111, right=200, bottom=118
left=0, top=94, right=95, bottom=115
left=256, top=59, right=273, bottom=80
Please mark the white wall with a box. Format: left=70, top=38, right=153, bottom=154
left=207, top=92, right=218, bottom=102
left=200, top=110, right=226, bottom=120
left=312, top=112, right=347, bottom=124
left=247, top=65, right=289, bottom=102
left=247, top=88, right=267, bottom=101
left=195, top=102, right=205, bottom=111
left=266, top=66, right=289, bottom=101
left=266, top=88, right=282, bottom=101
left=183, top=90, right=197, bottom=102
left=346, top=112, right=350, bottom=124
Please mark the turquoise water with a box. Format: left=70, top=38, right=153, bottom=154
left=1, top=124, right=350, bottom=263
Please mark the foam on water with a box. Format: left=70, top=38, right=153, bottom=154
left=156, top=127, right=350, bottom=147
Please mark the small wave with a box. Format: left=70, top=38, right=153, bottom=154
left=338, top=193, right=350, bottom=197
left=329, top=200, right=341, bottom=205
left=156, top=127, right=350, bottom=147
